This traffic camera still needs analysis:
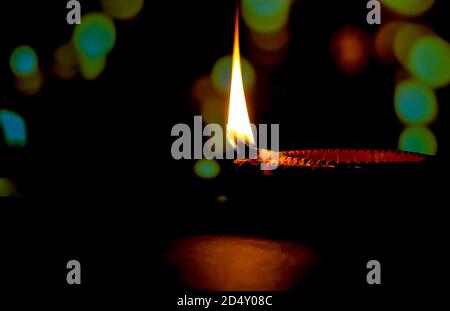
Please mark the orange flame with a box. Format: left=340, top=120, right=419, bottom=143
left=227, top=10, right=255, bottom=148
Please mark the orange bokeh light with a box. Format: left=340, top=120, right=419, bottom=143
left=332, top=26, right=370, bottom=75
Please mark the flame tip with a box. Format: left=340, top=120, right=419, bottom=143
left=226, top=9, right=255, bottom=148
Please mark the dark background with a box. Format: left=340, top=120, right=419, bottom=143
left=0, top=0, right=447, bottom=308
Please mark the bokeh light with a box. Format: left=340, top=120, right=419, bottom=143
left=101, top=0, right=144, bottom=20
left=191, top=77, right=225, bottom=125
left=375, top=21, right=402, bottom=63
left=53, top=42, right=78, bottom=80
left=394, top=80, right=437, bottom=125
left=393, top=23, right=432, bottom=66
left=191, top=76, right=220, bottom=107
left=394, top=68, right=411, bottom=85
left=0, top=178, right=17, bottom=197
left=79, top=54, right=107, bottom=80
left=381, top=0, right=435, bottom=17
left=399, top=126, right=437, bottom=155
left=10, top=45, right=39, bottom=77
left=409, top=36, right=450, bottom=88
left=242, top=0, right=291, bottom=34
left=249, top=25, right=290, bottom=52
left=0, top=110, right=27, bottom=147
left=250, top=46, right=288, bottom=66
left=211, top=55, right=256, bottom=94
left=191, top=77, right=227, bottom=153
left=217, top=195, right=228, bottom=203
left=73, top=13, right=116, bottom=59
left=201, top=96, right=226, bottom=126
left=194, top=159, right=221, bottom=179
left=331, top=26, right=370, bottom=75
left=16, top=72, right=44, bottom=96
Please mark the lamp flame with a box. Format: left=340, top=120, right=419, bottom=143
left=227, top=10, right=255, bottom=148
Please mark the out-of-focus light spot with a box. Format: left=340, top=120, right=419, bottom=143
left=399, top=126, right=437, bottom=155
left=101, top=0, right=144, bottom=20
left=201, top=96, right=226, bottom=126
left=200, top=98, right=226, bottom=155
left=211, top=55, right=256, bottom=94
left=10, top=46, right=38, bottom=77
left=395, top=80, right=437, bottom=125
left=53, top=42, right=78, bottom=80
left=250, top=46, right=288, bottom=66
left=393, top=23, right=432, bottom=66
left=217, top=195, right=228, bottom=203
left=331, top=26, right=370, bottom=75
left=79, top=54, right=107, bottom=80
left=0, top=178, right=17, bottom=197
left=0, top=110, right=27, bottom=147
left=381, top=0, right=435, bottom=17
left=375, top=21, right=403, bottom=63
left=191, top=77, right=225, bottom=123
left=73, top=13, right=116, bottom=59
left=191, top=76, right=220, bottom=107
left=242, top=0, right=291, bottom=34
left=194, top=159, right=221, bottom=179
left=394, top=68, right=411, bottom=85
left=16, top=72, right=44, bottom=96
left=409, top=36, right=450, bottom=88
left=191, top=77, right=227, bottom=152
left=249, top=25, right=290, bottom=52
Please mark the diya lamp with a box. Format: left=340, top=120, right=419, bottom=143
left=165, top=8, right=433, bottom=293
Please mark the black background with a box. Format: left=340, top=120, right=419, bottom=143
left=0, top=0, right=448, bottom=308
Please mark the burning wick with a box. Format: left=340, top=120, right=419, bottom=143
left=226, top=10, right=428, bottom=170
left=226, top=8, right=255, bottom=150
left=226, top=9, right=282, bottom=169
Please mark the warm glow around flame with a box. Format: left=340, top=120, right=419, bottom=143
left=227, top=11, right=255, bottom=148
